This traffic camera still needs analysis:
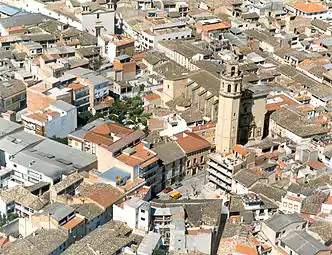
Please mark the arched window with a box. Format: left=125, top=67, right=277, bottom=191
left=228, top=84, right=232, bottom=93
left=235, top=84, right=238, bottom=92
left=231, top=66, right=236, bottom=76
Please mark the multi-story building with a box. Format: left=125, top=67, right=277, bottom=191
left=27, top=79, right=72, bottom=112
left=113, top=197, right=150, bottom=232
left=280, top=195, right=303, bottom=214
left=0, top=126, right=97, bottom=187
left=152, top=141, right=186, bottom=187
left=285, top=3, right=329, bottom=19
left=98, top=34, right=135, bottom=62
left=207, top=152, right=242, bottom=192
left=175, top=131, right=211, bottom=177
left=21, top=100, right=77, bottom=138
left=121, top=12, right=192, bottom=50
left=81, top=73, right=110, bottom=114
left=1, top=0, right=116, bottom=37
left=0, top=79, right=27, bottom=113
left=67, top=82, right=90, bottom=113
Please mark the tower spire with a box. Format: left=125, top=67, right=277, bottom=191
left=215, top=59, right=243, bottom=153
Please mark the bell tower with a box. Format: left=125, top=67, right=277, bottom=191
left=215, top=60, right=243, bottom=153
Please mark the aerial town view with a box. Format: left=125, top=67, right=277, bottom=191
left=0, top=0, right=331, bottom=254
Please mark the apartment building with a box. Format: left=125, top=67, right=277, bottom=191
left=98, top=34, right=135, bottom=62
left=0, top=185, right=48, bottom=218
left=286, top=3, right=329, bottom=19
left=2, top=0, right=116, bottom=37
left=22, top=100, right=77, bottom=138
left=207, top=152, right=242, bottom=192
left=175, top=131, right=211, bottom=177
left=0, top=127, right=97, bottom=187
left=67, top=82, right=90, bottom=113
left=68, top=120, right=134, bottom=155
left=27, top=79, right=72, bottom=112
left=0, top=79, right=27, bottom=113
left=121, top=11, right=192, bottom=50
left=152, top=141, right=186, bottom=187
left=113, top=197, right=150, bottom=232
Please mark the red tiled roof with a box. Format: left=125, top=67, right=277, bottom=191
left=62, top=216, right=84, bottom=229
left=77, top=183, right=125, bottom=209
left=143, top=93, right=160, bottom=101
left=191, top=122, right=216, bottom=131
left=295, top=3, right=327, bottom=13
left=116, top=142, right=156, bottom=167
left=235, top=244, right=258, bottom=255
left=140, top=157, right=159, bottom=169
left=176, top=132, right=211, bottom=153
left=83, top=123, right=133, bottom=146
left=266, top=94, right=299, bottom=111
left=306, top=161, right=326, bottom=169
left=147, top=118, right=164, bottom=131
left=201, top=21, right=231, bottom=32
left=233, top=144, right=249, bottom=156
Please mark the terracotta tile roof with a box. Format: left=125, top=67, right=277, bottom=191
left=233, top=144, right=249, bottom=156
left=191, top=122, right=216, bottom=131
left=132, top=51, right=146, bottom=60
left=83, top=123, right=133, bottom=146
left=263, top=151, right=280, bottom=159
left=68, top=82, right=87, bottom=90
left=143, top=93, right=160, bottom=101
left=295, top=3, right=327, bottom=13
left=324, top=196, right=332, bottom=205
left=116, top=142, right=156, bottom=167
left=314, top=117, right=328, bottom=124
left=62, top=216, right=84, bottom=229
left=266, top=94, right=298, bottom=111
left=147, top=118, right=164, bottom=131
left=298, top=105, right=314, bottom=112
left=77, top=183, right=125, bottom=209
left=201, top=21, right=231, bottom=32
left=306, top=161, right=326, bottom=169
left=235, top=244, right=258, bottom=255
left=176, top=131, right=211, bottom=153
left=140, top=157, right=158, bottom=169
left=25, top=110, right=59, bottom=123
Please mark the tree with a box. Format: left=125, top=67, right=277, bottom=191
left=50, top=136, right=68, bottom=145
left=108, top=96, right=151, bottom=129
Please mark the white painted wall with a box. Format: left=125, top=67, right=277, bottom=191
left=47, top=105, right=77, bottom=138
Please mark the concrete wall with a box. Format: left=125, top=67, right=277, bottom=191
left=45, top=105, right=77, bottom=138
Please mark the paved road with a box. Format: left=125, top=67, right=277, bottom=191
left=157, top=172, right=206, bottom=200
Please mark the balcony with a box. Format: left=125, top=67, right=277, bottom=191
left=207, top=167, right=232, bottom=184
left=208, top=161, right=232, bottom=178
left=208, top=175, right=231, bottom=191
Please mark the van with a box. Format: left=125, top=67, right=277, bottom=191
left=170, top=191, right=181, bottom=200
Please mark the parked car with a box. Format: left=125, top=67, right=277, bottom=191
left=163, top=186, right=173, bottom=193
left=170, top=191, right=181, bottom=200
left=172, top=183, right=183, bottom=189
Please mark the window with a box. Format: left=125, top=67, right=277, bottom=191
left=194, top=158, right=197, bottom=164
left=97, top=13, right=100, bottom=19
left=294, top=205, right=298, bottom=210
left=13, top=164, right=17, bottom=168
left=288, top=203, right=292, bottom=209
left=283, top=202, right=287, bottom=207
left=200, top=156, right=204, bottom=163
left=228, top=84, right=231, bottom=93
left=140, top=209, right=145, bottom=213
left=231, top=66, right=236, bottom=76
left=140, top=217, right=145, bottom=221
left=187, top=160, right=191, bottom=167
